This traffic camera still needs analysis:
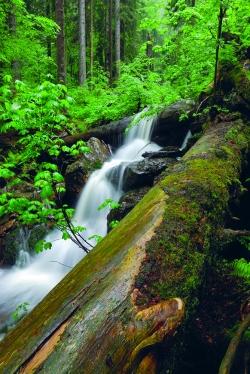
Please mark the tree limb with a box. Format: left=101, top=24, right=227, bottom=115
left=219, top=314, right=250, bottom=374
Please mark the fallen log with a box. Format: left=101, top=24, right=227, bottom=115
left=0, top=113, right=249, bottom=373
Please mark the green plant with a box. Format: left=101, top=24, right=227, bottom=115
left=11, top=302, right=30, bottom=322
left=233, top=259, right=250, bottom=282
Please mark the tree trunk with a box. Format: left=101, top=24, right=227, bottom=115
left=90, top=0, right=94, bottom=81
left=55, top=0, right=66, bottom=83
left=79, top=0, right=87, bottom=85
left=108, top=0, right=113, bottom=81
left=214, top=1, right=225, bottom=94
left=9, top=7, right=21, bottom=81
left=46, top=0, right=52, bottom=58
left=0, top=106, right=249, bottom=372
left=115, top=0, right=120, bottom=78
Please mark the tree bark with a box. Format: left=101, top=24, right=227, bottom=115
left=115, top=0, right=120, bottom=78
left=9, top=6, right=21, bottom=81
left=90, top=0, right=94, bottom=81
left=79, top=0, right=87, bottom=85
left=107, top=0, right=113, bottom=81
left=214, top=1, right=226, bottom=94
left=0, top=111, right=248, bottom=373
left=46, top=0, right=52, bottom=58
left=55, top=0, right=66, bottom=83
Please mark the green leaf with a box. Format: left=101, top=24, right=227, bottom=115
left=98, top=199, right=120, bottom=211
left=88, top=234, right=103, bottom=244
left=40, top=184, right=53, bottom=199
left=62, top=231, right=70, bottom=240
left=0, top=168, right=15, bottom=179
left=53, top=172, right=64, bottom=183
left=35, top=240, right=52, bottom=253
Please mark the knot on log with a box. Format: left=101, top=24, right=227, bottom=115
left=126, top=298, right=185, bottom=373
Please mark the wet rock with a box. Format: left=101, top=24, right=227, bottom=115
left=0, top=217, right=17, bottom=265
left=65, top=137, right=111, bottom=204
left=107, top=187, right=150, bottom=231
left=3, top=226, right=27, bottom=266
left=28, top=224, right=47, bottom=251
left=122, top=158, right=176, bottom=192
left=142, top=146, right=182, bottom=159
left=152, top=100, right=196, bottom=146
left=1, top=224, right=47, bottom=266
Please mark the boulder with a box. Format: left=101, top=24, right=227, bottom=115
left=122, top=157, right=176, bottom=192
left=107, top=187, right=150, bottom=231
left=152, top=100, right=196, bottom=146
left=0, top=224, right=47, bottom=266
left=65, top=137, right=111, bottom=204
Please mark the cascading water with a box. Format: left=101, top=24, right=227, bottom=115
left=0, top=112, right=161, bottom=335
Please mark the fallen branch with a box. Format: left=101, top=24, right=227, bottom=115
left=219, top=314, right=250, bottom=374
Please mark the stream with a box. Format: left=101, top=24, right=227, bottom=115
left=0, top=112, right=164, bottom=336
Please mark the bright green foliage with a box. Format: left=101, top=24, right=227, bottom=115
left=98, top=199, right=121, bottom=211
left=11, top=302, right=30, bottom=322
left=0, top=78, right=90, bottom=246
left=88, top=234, right=103, bottom=244
left=0, top=0, right=58, bottom=82
left=35, top=240, right=53, bottom=254
left=233, top=259, right=250, bottom=282
left=109, top=220, right=120, bottom=230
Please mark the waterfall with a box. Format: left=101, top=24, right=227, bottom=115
left=15, top=227, right=31, bottom=268
left=179, top=130, right=192, bottom=151
left=0, top=111, right=161, bottom=334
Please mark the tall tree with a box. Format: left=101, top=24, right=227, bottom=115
left=115, top=0, right=120, bottom=78
left=79, top=0, right=87, bottom=85
left=55, top=0, right=66, bottom=83
left=108, top=0, right=113, bottom=80
left=46, top=0, right=52, bottom=58
left=9, top=5, right=21, bottom=80
left=214, top=0, right=227, bottom=94
left=90, top=0, right=94, bottom=80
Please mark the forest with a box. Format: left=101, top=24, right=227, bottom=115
left=0, top=0, right=250, bottom=373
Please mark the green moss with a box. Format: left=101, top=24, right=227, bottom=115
left=134, top=120, right=249, bottom=314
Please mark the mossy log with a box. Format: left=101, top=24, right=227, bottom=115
left=0, top=117, right=249, bottom=373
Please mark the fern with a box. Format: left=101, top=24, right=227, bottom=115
left=233, top=259, right=250, bottom=281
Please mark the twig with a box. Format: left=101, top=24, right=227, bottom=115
left=49, top=261, right=73, bottom=269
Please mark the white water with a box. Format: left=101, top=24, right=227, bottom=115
left=0, top=112, right=161, bottom=332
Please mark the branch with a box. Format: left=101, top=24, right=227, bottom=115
left=219, top=229, right=250, bottom=247
left=53, top=184, right=91, bottom=253
left=49, top=261, right=73, bottom=269
left=219, top=314, right=250, bottom=374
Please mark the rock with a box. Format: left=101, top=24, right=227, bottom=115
left=107, top=187, right=150, bottom=231
left=0, top=224, right=47, bottom=266
left=65, top=137, right=111, bottom=204
left=0, top=217, right=17, bottom=265
left=122, top=158, right=176, bottom=192
left=85, top=137, right=111, bottom=163
left=28, top=224, right=48, bottom=251
left=142, top=146, right=182, bottom=159
left=152, top=100, right=196, bottom=146
left=3, top=226, right=28, bottom=266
